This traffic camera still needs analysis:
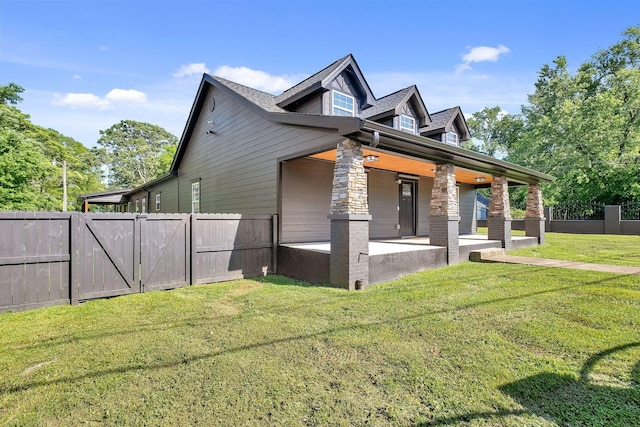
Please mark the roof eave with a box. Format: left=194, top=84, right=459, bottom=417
left=358, top=121, right=554, bottom=184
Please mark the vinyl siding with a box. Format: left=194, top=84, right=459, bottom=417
left=368, top=169, right=400, bottom=239
left=280, top=158, right=333, bottom=243
left=176, top=86, right=342, bottom=216
left=459, top=184, right=476, bottom=234
left=293, top=96, right=322, bottom=114
left=417, top=177, right=433, bottom=236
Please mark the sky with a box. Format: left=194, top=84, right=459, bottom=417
left=1, top=0, right=639, bottom=148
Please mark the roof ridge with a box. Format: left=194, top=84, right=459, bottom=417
left=374, top=85, right=416, bottom=101
left=212, top=75, right=277, bottom=97
left=274, top=54, right=353, bottom=102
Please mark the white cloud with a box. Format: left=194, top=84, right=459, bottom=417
left=173, top=62, right=210, bottom=78
left=105, top=88, right=147, bottom=103
left=53, top=88, right=148, bottom=110
left=456, top=44, right=510, bottom=73
left=54, top=93, right=111, bottom=109
left=213, top=65, right=304, bottom=94
left=72, top=74, right=82, bottom=80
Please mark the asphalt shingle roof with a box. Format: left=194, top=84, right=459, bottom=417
left=362, top=86, right=415, bottom=119
left=212, top=76, right=286, bottom=113
left=424, top=107, right=459, bottom=131
left=274, top=54, right=352, bottom=105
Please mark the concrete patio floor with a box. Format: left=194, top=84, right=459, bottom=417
left=277, top=234, right=539, bottom=286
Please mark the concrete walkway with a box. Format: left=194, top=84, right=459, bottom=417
left=470, top=248, right=640, bottom=275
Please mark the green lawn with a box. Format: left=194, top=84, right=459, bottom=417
left=509, top=232, right=640, bottom=267
left=477, top=228, right=640, bottom=267
left=1, top=239, right=639, bottom=426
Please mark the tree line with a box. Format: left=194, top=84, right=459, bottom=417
left=0, top=84, right=177, bottom=211
left=464, top=25, right=640, bottom=208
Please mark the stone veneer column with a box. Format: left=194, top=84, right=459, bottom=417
left=525, top=183, right=545, bottom=245
left=429, top=163, right=460, bottom=265
left=328, top=139, right=371, bottom=290
left=487, top=176, right=512, bottom=250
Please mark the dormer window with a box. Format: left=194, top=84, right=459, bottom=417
left=446, top=132, right=458, bottom=146
left=332, top=91, right=355, bottom=116
left=400, top=115, right=416, bottom=134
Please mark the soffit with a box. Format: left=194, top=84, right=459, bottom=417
left=309, top=148, right=493, bottom=185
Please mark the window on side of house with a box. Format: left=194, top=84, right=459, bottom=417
left=155, top=194, right=161, bottom=211
left=141, top=197, right=147, bottom=213
left=191, top=182, right=200, bottom=213
left=332, top=91, right=355, bottom=116
left=135, top=199, right=140, bottom=213
left=446, top=132, right=458, bottom=146
left=400, top=115, right=416, bottom=134
left=127, top=201, right=131, bottom=212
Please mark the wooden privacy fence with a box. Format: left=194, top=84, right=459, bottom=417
left=0, top=212, right=276, bottom=313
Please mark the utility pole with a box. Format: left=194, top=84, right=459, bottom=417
left=62, top=160, right=67, bottom=212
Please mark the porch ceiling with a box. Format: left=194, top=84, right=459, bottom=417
left=309, top=148, right=494, bottom=185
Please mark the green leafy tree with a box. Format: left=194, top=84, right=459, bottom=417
left=97, top=120, right=178, bottom=189
left=0, top=83, right=104, bottom=211
left=0, top=82, right=24, bottom=105
left=470, top=26, right=640, bottom=206
left=465, top=106, right=505, bottom=157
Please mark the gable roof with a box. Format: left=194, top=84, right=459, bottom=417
left=421, top=106, right=470, bottom=140
left=362, top=85, right=431, bottom=126
left=167, top=56, right=552, bottom=185
left=275, top=54, right=376, bottom=109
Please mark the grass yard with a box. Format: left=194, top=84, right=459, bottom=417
left=1, top=236, right=639, bottom=426
left=509, top=232, right=640, bottom=267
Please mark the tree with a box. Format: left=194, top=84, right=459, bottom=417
left=0, top=83, right=104, bottom=211
left=0, top=83, right=24, bottom=105
left=97, top=120, right=178, bottom=189
left=468, top=26, right=640, bottom=206
left=465, top=106, right=505, bottom=157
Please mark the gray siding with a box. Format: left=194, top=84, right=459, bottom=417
left=176, top=86, right=341, bottom=216
left=417, top=177, right=433, bottom=236
left=280, top=158, right=333, bottom=243
left=323, top=71, right=364, bottom=116
left=294, top=96, right=322, bottom=114
left=459, top=184, right=476, bottom=234
left=150, top=178, right=179, bottom=213
left=369, top=169, right=400, bottom=239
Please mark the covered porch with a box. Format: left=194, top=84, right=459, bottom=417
left=278, top=128, right=553, bottom=290
left=278, top=234, right=538, bottom=287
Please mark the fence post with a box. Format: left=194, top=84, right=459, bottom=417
left=70, top=213, right=84, bottom=305
left=544, top=207, right=553, bottom=233
left=604, top=205, right=621, bottom=235
left=272, top=214, right=278, bottom=274
left=190, top=214, right=196, bottom=286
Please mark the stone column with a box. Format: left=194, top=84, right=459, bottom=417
left=429, top=163, right=460, bottom=265
left=525, top=183, right=546, bottom=244
left=328, top=139, right=371, bottom=290
left=487, top=176, right=512, bottom=250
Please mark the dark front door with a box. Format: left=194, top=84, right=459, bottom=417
left=399, top=181, right=416, bottom=236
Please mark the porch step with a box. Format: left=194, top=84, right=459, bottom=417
left=469, top=248, right=505, bottom=262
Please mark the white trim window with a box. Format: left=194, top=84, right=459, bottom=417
left=332, top=91, right=355, bottom=116
left=446, top=132, right=459, bottom=146
left=141, top=197, right=147, bottom=213
left=191, top=182, right=200, bottom=213
left=155, top=194, right=161, bottom=211
left=127, top=201, right=131, bottom=212
left=135, top=199, right=140, bottom=213
left=400, top=115, right=416, bottom=134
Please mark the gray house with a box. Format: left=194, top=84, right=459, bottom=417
left=87, top=54, right=553, bottom=288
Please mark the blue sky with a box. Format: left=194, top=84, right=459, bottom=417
left=2, top=0, right=638, bottom=147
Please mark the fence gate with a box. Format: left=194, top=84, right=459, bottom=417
left=139, top=214, right=190, bottom=292
left=72, top=214, right=140, bottom=301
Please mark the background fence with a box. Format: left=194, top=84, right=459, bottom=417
left=0, top=212, right=276, bottom=313
left=479, top=204, right=640, bottom=235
